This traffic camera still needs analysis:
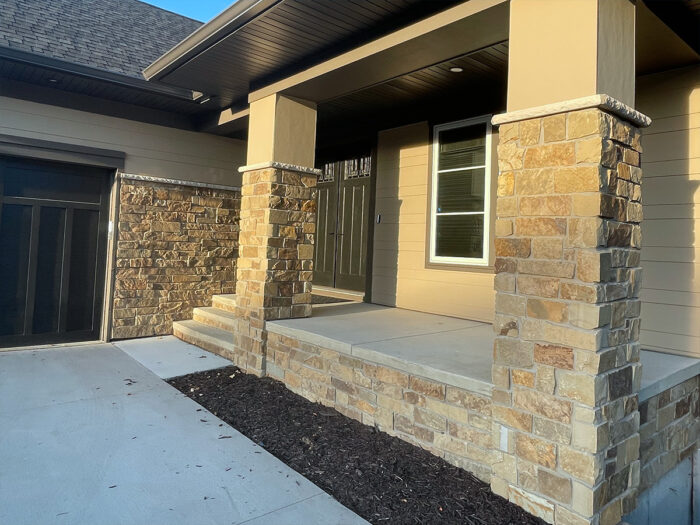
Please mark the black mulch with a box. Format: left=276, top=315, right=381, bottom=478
left=169, top=366, right=545, bottom=525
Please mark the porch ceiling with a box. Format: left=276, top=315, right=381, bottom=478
left=316, top=41, right=508, bottom=145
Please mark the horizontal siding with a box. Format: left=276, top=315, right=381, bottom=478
left=0, top=96, right=246, bottom=185
left=371, top=121, right=497, bottom=322
left=637, top=64, right=700, bottom=357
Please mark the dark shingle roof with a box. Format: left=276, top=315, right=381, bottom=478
left=0, top=0, right=203, bottom=78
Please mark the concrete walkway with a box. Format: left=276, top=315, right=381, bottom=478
left=0, top=342, right=367, bottom=525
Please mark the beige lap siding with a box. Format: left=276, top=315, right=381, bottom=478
left=112, top=178, right=240, bottom=339
left=266, top=331, right=494, bottom=482
left=0, top=96, right=246, bottom=185
left=637, top=65, right=700, bottom=357
left=371, top=122, right=499, bottom=322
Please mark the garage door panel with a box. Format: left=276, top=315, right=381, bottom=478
left=0, top=156, right=109, bottom=347
left=0, top=203, right=32, bottom=337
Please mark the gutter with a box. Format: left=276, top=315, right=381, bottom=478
left=142, top=0, right=282, bottom=81
left=0, top=46, right=200, bottom=102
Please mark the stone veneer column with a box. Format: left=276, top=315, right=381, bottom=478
left=232, top=162, right=318, bottom=375
left=490, top=98, right=651, bottom=525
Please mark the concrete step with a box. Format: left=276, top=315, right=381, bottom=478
left=212, top=294, right=237, bottom=313
left=193, top=306, right=237, bottom=332
left=173, top=320, right=235, bottom=362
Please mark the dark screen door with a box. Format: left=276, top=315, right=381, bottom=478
left=313, top=155, right=372, bottom=292
left=0, top=156, right=110, bottom=347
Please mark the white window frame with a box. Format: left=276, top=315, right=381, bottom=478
left=429, top=115, right=493, bottom=266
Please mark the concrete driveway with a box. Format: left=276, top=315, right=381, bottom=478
left=0, top=342, right=367, bottom=525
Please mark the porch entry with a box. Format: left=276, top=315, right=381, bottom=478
left=313, top=153, right=373, bottom=293
left=0, top=156, right=110, bottom=347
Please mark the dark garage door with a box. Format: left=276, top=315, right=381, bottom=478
left=0, top=156, right=110, bottom=347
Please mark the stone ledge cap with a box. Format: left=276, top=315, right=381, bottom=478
left=492, top=94, right=652, bottom=128
left=120, top=173, right=241, bottom=192
left=238, top=161, right=322, bottom=176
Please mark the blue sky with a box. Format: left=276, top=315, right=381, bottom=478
left=143, top=0, right=235, bottom=22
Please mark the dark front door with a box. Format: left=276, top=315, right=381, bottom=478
left=314, top=155, right=373, bottom=292
left=0, top=156, right=110, bottom=347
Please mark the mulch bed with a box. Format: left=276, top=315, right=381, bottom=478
left=169, top=366, right=545, bottom=525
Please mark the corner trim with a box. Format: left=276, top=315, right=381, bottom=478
left=0, top=133, right=125, bottom=169
left=119, top=173, right=241, bottom=192
left=491, top=94, right=652, bottom=128
left=238, top=161, right=322, bottom=175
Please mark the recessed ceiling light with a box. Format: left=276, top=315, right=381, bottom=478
left=48, top=78, right=58, bottom=83
left=449, top=67, right=463, bottom=73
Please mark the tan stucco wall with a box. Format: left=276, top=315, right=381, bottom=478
left=507, top=0, right=635, bottom=111
left=371, top=121, right=497, bottom=322
left=0, top=96, right=246, bottom=185
left=637, top=64, right=700, bottom=358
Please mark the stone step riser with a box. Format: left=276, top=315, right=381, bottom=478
left=212, top=294, right=237, bottom=313
left=173, top=321, right=235, bottom=362
left=193, top=308, right=236, bottom=332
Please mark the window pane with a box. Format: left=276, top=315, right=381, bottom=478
left=438, top=123, right=486, bottom=170
left=437, top=168, right=485, bottom=213
left=435, top=214, right=484, bottom=259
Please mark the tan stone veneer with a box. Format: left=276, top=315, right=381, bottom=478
left=491, top=106, right=648, bottom=524
left=112, top=177, right=240, bottom=339
left=230, top=163, right=317, bottom=375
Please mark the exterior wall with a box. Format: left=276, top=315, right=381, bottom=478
left=266, top=330, right=494, bottom=482
left=112, top=177, right=240, bottom=339
left=0, top=96, right=246, bottom=185
left=637, top=65, right=700, bottom=358
left=371, top=122, right=498, bottom=322
left=638, top=376, right=700, bottom=494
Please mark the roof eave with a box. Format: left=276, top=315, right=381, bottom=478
left=142, top=0, right=281, bottom=81
left=0, top=46, right=201, bottom=101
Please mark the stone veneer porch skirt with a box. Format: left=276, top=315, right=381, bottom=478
left=265, top=303, right=497, bottom=481
left=263, top=303, right=700, bottom=499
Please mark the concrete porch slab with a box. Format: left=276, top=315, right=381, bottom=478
left=268, top=303, right=493, bottom=394
left=114, top=335, right=232, bottom=379
left=0, top=344, right=367, bottom=525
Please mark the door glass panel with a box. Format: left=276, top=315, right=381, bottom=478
left=435, top=214, right=484, bottom=259
left=66, top=209, right=99, bottom=332
left=0, top=204, right=32, bottom=336
left=32, top=207, right=66, bottom=334
left=437, top=168, right=485, bottom=213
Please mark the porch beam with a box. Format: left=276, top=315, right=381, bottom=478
left=247, top=0, right=508, bottom=104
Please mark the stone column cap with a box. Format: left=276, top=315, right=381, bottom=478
left=238, top=161, right=322, bottom=176
left=492, top=94, right=652, bottom=128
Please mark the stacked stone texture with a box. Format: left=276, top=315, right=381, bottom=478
left=112, top=179, right=240, bottom=339
left=232, top=167, right=316, bottom=375
left=491, top=109, right=644, bottom=525
left=266, top=330, right=494, bottom=481
left=639, top=377, right=699, bottom=493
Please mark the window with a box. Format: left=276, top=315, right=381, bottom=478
left=430, top=116, right=492, bottom=266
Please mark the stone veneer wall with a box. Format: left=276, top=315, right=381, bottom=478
left=491, top=108, right=644, bottom=525
left=266, top=330, right=494, bottom=482
left=639, top=377, right=699, bottom=494
left=112, top=177, right=240, bottom=339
